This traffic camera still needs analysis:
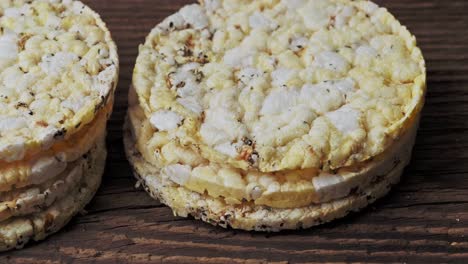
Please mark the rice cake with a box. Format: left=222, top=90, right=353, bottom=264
left=125, top=125, right=403, bottom=232
left=128, top=0, right=425, bottom=230
left=127, top=100, right=418, bottom=208
left=0, top=99, right=111, bottom=192
left=0, top=130, right=105, bottom=222
left=132, top=0, right=425, bottom=173
left=0, top=136, right=106, bottom=251
left=0, top=0, right=118, bottom=162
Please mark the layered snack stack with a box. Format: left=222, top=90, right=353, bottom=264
left=0, top=0, right=118, bottom=249
left=125, top=0, right=425, bottom=231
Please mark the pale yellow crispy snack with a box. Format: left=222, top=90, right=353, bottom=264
left=0, top=128, right=106, bottom=222
left=127, top=101, right=417, bottom=208
left=0, top=0, right=118, bottom=162
left=125, top=125, right=403, bottom=232
left=133, top=0, right=425, bottom=173
left=0, top=136, right=106, bottom=251
left=0, top=99, right=111, bottom=192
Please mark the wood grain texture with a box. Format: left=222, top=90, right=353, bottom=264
left=2, top=0, right=468, bottom=263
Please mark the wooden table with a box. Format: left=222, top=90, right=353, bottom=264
left=2, top=0, right=468, bottom=263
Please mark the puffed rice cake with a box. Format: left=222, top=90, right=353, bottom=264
left=0, top=137, right=106, bottom=251
left=0, top=0, right=118, bottom=250
left=127, top=0, right=426, bottom=231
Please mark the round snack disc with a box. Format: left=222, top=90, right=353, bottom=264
left=0, top=156, right=84, bottom=223
left=0, top=101, right=110, bottom=192
left=124, top=126, right=404, bottom=232
left=133, top=0, right=425, bottom=173
left=0, top=130, right=106, bottom=223
left=127, top=102, right=418, bottom=208
left=0, top=135, right=106, bottom=251
left=0, top=0, right=118, bottom=162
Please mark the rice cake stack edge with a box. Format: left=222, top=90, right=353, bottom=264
left=126, top=0, right=426, bottom=231
left=0, top=0, right=118, bottom=250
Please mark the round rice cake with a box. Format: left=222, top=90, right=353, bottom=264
left=0, top=0, right=118, bottom=162
left=127, top=101, right=418, bottom=208
left=132, top=0, right=425, bottom=173
left=0, top=130, right=106, bottom=222
left=0, top=99, right=111, bottom=192
left=0, top=134, right=106, bottom=251
left=124, top=126, right=403, bottom=232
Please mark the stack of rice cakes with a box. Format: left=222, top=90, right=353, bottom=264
left=0, top=0, right=118, bottom=250
left=126, top=0, right=426, bottom=231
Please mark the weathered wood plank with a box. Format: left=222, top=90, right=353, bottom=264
left=2, top=0, right=468, bottom=262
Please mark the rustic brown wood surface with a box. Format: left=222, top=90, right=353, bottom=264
left=2, top=0, right=468, bottom=263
